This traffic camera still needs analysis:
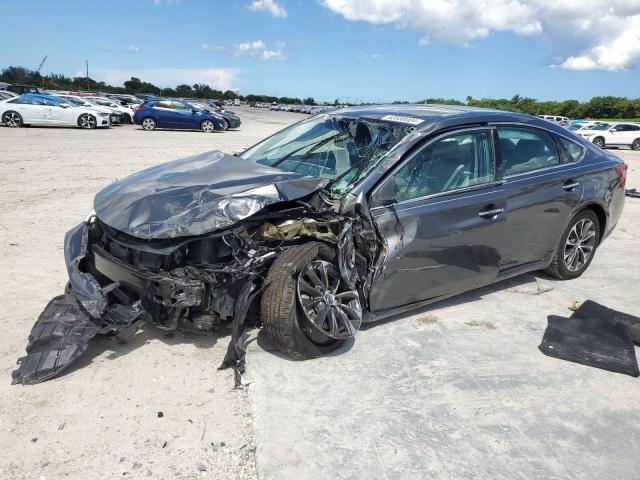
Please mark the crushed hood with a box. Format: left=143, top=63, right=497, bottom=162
left=94, top=150, right=328, bottom=239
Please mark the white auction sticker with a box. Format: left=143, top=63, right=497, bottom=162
left=380, top=115, right=424, bottom=125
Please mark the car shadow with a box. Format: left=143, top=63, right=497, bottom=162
left=56, top=320, right=231, bottom=380
left=134, top=127, right=224, bottom=133
left=255, top=272, right=543, bottom=363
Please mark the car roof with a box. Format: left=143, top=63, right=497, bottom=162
left=327, top=104, right=559, bottom=133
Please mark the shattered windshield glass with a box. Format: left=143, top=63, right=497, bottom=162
left=239, top=115, right=413, bottom=196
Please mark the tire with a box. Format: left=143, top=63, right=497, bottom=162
left=592, top=136, right=605, bottom=148
left=201, top=119, right=215, bottom=133
left=141, top=117, right=156, bottom=131
left=3, top=111, right=23, bottom=127
left=78, top=114, right=96, bottom=129
left=545, top=210, right=600, bottom=280
left=223, top=119, right=230, bottom=131
left=632, top=138, right=640, bottom=151
left=122, top=113, right=132, bottom=124
left=261, top=242, right=350, bottom=359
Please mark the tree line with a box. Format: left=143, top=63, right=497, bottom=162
left=2, top=65, right=638, bottom=117
left=0, top=66, right=317, bottom=105
left=420, top=95, right=640, bottom=120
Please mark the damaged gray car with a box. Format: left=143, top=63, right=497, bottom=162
left=13, top=105, right=626, bottom=385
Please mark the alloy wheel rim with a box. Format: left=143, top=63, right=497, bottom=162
left=594, top=138, right=604, bottom=147
left=202, top=121, right=214, bottom=132
left=142, top=119, right=154, bottom=130
left=633, top=140, right=640, bottom=150
left=564, top=218, right=596, bottom=272
left=6, top=112, right=20, bottom=127
left=297, top=260, right=362, bottom=340
left=80, top=115, right=95, bottom=128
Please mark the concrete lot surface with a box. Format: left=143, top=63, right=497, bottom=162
left=1, top=108, right=639, bottom=479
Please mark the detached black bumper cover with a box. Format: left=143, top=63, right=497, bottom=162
left=12, top=222, right=148, bottom=385
left=11, top=295, right=101, bottom=385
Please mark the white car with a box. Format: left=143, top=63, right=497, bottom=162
left=1, top=93, right=110, bottom=128
left=85, top=96, right=135, bottom=124
left=577, top=122, right=640, bottom=150
left=56, top=95, right=122, bottom=124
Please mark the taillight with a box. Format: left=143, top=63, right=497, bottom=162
left=615, top=163, right=628, bottom=186
left=134, top=105, right=143, bottom=112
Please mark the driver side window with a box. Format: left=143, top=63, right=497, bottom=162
left=391, top=130, right=495, bottom=203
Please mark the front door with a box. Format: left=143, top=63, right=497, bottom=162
left=368, top=127, right=508, bottom=312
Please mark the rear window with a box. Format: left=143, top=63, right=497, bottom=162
left=155, top=101, right=172, bottom=109
left=559, top=137, right=584, bottom=162
left=497, top=127, right=560, bottom=176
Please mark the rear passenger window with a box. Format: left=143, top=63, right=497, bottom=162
left=155, top=101, right=172, bottom=109
left=392, top=130, right=494, bottom=202
left=559, top=137, right=584, bottom=162
left=497, top=128, right=560, bottom=176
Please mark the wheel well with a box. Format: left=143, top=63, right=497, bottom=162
left=583, top=203, right=606, bottom=243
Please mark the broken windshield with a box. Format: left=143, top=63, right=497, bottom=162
left=239, top=115, right=413, bottom=196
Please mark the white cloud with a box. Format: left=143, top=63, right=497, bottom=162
left=201, top=43, right=224, bottom=52
left=321, top=0, right=640, bottom=71
left=125, top=46, right=140, bottom=53
left=233, top=40, right=286, bottom=61
left=153, top=0, right=181, bottom=5
left=90, top=67, right=240, bottom=91
left=247, top=0, right=287, bottom=18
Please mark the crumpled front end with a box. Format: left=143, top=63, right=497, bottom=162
left=12, top=186, right=386, bottom=385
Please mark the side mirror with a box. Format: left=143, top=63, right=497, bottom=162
left=371, top=177, right=397, bottom=208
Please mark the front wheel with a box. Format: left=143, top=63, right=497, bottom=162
left=141, top=117, right=156, bottom=131
left=201, top=120, right=215, bottom=133
left=261, top=242, right=362, bottom=359
left=593, top=137, right=605, bottom=148
left=545, top=210, right=600, bottom=280
left=3, top=111, right=23, bottom=127
left=78, top=114, right=96, bottom=129
left=632, top=138, right=640, bottom=151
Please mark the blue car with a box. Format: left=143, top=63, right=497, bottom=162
left=133, top=99, right=226, bottom=132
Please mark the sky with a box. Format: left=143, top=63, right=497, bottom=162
left=0, top=0, right=638, bottom=103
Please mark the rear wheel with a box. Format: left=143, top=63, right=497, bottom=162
left=261, top=242, right=362, bottom=359
left=223, top=119, right=230, bottom=130
left=78, top=114, right=96, bottom=129
left=141, top=117, right=156, bottom=131
left=632, top=138, right=640, bottom=151
left=592, top=136, right=605, bottom=148
left=2, top=111, right=22, bottom=127
left=201, top=120, right=215, bottom=133
left=122, top=113, right=132, bottom=124
left=545, top=210, right=600, bottom=280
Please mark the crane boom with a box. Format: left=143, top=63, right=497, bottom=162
left=36, top=55, right=48, bottom=74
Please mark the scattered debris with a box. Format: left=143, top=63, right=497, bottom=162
left=57, top=422, right=66, bottom=431
left=465, top=320, right=496, bottom=330
left=569, top=300, right=580, bottom=312
left=31, top=438, right=38, bottom=443
left=539, top=300, right=640, bottom=376
left=161, top=441, right=167, bottom=449
left=157, top=411, right=164, bottom=418
left=197, top=463, right=207, bottom=472
left=513, top=277, right=553, bottom=295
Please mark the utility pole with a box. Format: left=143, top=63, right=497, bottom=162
left=86, top=60, right=90, bottom=92
left=36, top=55, right=48, bottom=88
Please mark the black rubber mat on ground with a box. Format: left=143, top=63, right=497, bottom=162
left=539, top=302, right=640, bottom=377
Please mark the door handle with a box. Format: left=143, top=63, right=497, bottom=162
left=478, top=207, right=504, bottom=219
left=563, top=181, right=579, bottom=191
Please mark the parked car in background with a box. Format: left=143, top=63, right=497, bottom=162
left=577, top=122, right=640, bottom=150
left=136, top=93, right=157, bottom=101
left=182, top=100, right=241, bottom=130
left=133, top=99, right=226, bottom=132
left=1, top=93, right=110, bottom=128
left=538, top=115, right=569, bottom=123
left=83, top=95, right=135, bottom=124
left=6, top=84, right=43, bottom=95
left=106, top=94, right=144, bottom=109
left=56, top=94, right=122, bottom=124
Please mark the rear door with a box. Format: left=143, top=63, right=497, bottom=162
left=494, top=126, right=582, bottom=270
left=16, top=95, right=46, bottom=124
left=368, top=127, right=509, bottom=312
left=152, top=100, right=174, bottom=127
left=609, top=124, right=639, bottom=145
